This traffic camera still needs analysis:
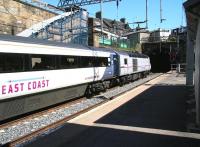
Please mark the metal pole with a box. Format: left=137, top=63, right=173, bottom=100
left=160, top=0, right=162, bottom=23
left=177, top=35, right=180, bottom=49
left=178, top=64, right=181, bottom=73
left=100, top=0, right=104, bottom=44
left=146, top=0, right=148, bottom=29
left=160, top=41, right=162, bottom=53
left=71, top=7, right=73, bottom=42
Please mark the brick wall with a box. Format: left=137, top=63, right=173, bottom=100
left=0, top=0, right=56, bottom=35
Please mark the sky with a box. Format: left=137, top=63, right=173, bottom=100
left=44, top=0, right=186, bottom=30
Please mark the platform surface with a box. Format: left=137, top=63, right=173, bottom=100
left=27, top=73, right=200, bottom=147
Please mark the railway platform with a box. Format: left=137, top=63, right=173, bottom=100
left=25, top=73, right=200, bottom=147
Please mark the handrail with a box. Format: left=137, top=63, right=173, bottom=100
left=170, top=63, right=186, bottom=73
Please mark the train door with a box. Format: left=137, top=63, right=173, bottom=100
left=93, top=51, right=99, bottom=81
left=124, top=57, right=128, bottom=74
left=133, top=58, right=138, bottom=72
left=113, top=54, right=119, bottom=76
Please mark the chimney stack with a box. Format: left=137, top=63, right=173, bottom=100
left=120, top=18, right=126, bottom=23
left=96, top=11, right=102, bottom=19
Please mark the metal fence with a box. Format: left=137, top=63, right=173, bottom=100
left=170, top=63, right=186, bottom=73
left=99, top=37, right=132, bottom=50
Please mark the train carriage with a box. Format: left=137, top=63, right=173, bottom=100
left=113, top=51, right=151, bottom=85
left=0, top=35, right=151, bottom=121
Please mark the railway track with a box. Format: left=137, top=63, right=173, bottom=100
left=0, top=73, right=162, bottom=147
left=6, top=98, right=108, bottom=147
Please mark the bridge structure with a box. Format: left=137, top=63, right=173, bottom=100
left=17, top=0, right=122, bottom=45
left=17, top=9, right=88, bottom=45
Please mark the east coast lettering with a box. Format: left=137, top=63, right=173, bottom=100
left=1, top=79, right=49, bottom=95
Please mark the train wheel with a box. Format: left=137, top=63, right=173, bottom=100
left=85, top=86, right=93, bottom=98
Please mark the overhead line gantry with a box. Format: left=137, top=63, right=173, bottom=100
left=58, top=0, right=121, bottom=11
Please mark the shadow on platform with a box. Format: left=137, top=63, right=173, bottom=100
left=26, top=83, right=200, bottom=147
left=96, top=84, right=188, bottom=132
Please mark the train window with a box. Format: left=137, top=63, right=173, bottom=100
left=101, top=57, right=109, bottom=67
left=60, top=56, right=78, bottom=69
left=0, top=54, right=5, bottom=72
left=0, top=53, right=26, bottom=73
left=32, top=57, right=41, bottom=69
left=94, top=57, right=109, bottom=67
left=80, top=56, right=94, bottom=68
left=31, top=55, right=56, bottom=70
left=124, top=58, right=128, bottom=65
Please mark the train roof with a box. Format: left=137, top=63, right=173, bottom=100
left=116, top=50, right=149, bottom=58
left=0, top=34, right=91, bottom=51
left=90, top=47, right=116, bottom=53
left=0, top=35, right=118, bottom=55
left=0, top=35, right=148, bottom=58
left=128, top=52, right=149, bottom=58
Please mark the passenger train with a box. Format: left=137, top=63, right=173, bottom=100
left=0, top=35, right=151, bottom=121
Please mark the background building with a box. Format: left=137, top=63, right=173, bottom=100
left=142, top=27, right=187, bottom=72
left=0, top=0, right=88, bottom=45
left=123, top=30, right=150, bottom=52
left=149, top=29, right=171, bottom=42
left=0, top=0, right=57, bottom=35
left=88, top=12, right=133, bottom=50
